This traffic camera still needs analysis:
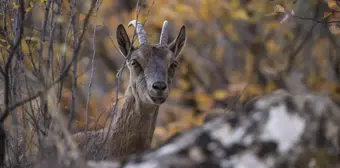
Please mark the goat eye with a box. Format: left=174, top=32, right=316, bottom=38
left=130, top=59, right=139, bottom=67
left=170, top=61, right=178, bottom=68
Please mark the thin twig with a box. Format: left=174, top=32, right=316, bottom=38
left=84, top=0, right=101, bottom=154
left=47, top=0, right=58, bottom=81
left=0, top=0, right=25, bottom=166
left=57, top=0, right=77, bottom=104
left=286, top=3, right=327, bottom=73
left=68, top=0, right=78, bottom=130
left=0, top=0, right=97, bottom=123
left=38, top=0, right=52, bottom=73
left=3, top=0, right=25, bottom=122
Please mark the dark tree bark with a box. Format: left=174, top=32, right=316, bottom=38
left=0, top=124, right=5, bottom=167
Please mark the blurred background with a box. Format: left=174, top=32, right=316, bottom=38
left=1, top=0, right=340, bottom=156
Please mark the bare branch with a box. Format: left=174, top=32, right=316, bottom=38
left=84, top=0, right=101, bottom=153
left=0, top=0, right=98, bottom=124
left=68, top=0, right=78, bottom=130
left=2, top=0, right=25, bottom=122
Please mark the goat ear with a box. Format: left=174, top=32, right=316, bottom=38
left=116, top=24, right=132, bottom=57
left=169, top=26, right=186, bottom=58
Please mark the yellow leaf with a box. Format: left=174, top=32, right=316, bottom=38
left=0, top=44, right=6, bottom=49
left=264, top=21, right=280, bottom=30
left=196, top=93, right=212, bottom=104
left=200, top=0, right=209, bottom=20
left=24, top=36, right=40, bottom=43
left=169, top=89, right=181, bottom=99
left=175, top=4, right=194, bottom=14
left=266, top=40, right=280, bottom=53
left=229, top=0, right=240, bottom=9
left=213, top=90, right=228, bottom=100
left=25, top=1, right=34, bottom=12
left=154, top=127, right=167, bottom=137
left=265, top=81, right=277, bottom=93
left=328, top=0, right=337, bottom=9
left=195, top=93, right=213, bottom=111
left=60, top=43, right=67, bottom=55
left=321, top=82, right=336, bottom=93
left=25, top=7, right=32, bottom=12
left=323, top=12, right=333, bottom=19
left=246, top=84, right=263, bottom=96
left=56, top=16, right=64, bottom=24
left=231, top=9, right=249, bottom=20
left=274, top=4, right=285, bottom=13
left=224, top=24, right=239, bottom=42
left=178, top=79, right=190, bottom=90
left=41, top=0, right=47, bottom=3
left=24, top=56, right=34, bottom=70
left=13, top=3, right=19, bottom=9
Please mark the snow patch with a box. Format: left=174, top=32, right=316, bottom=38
left=221, top=153, right=269, bottom=168
left=211, top=124, right=246, bottom=146
left=125, top=161, right=158, bottom=168
left=260, top=104, right=306, bottom=153
left=155, top=144, right=178, bottom=156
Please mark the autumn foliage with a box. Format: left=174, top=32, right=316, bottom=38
left=1, top=0, right=340, bottom=165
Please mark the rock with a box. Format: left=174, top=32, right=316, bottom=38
left=35, top=89, right=340, bottom=168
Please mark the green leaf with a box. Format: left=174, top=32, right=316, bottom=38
left=13, top=3, right=19, bottom=9
left=25, top=7, right=32, bottom=12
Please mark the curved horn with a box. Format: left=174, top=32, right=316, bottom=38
left=159, top=20, right=168, bottom=45
left=128, top=20, right=148, bottom=45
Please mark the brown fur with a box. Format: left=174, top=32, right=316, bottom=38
left=73, top=87, right=158, bottom=160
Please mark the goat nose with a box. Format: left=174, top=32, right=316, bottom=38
left=152, top=81, right=167, bottom=91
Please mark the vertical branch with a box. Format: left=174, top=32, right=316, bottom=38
left=47, top=0, right=58, bottom=81
left=0, top=0, right=97, bottom=124
left=23, top=75, right=44, bottom=155
left=44, top=1, right=58, bottom=153
left=38, top=0, right=52, bottom=73
left=285, top=4, right=323, bottom=73
left=68, top=0, right=77, bottom=130
left=3, top=0, right=25, bottom=120
left=38, top=0, right=53, bottom=135
left=84, top=0, right=101, bottom=153
left=57, top=0, right=72, bottom=104
left=0, top=0, right=8, bottom=44
left=0, top=0, right=25, bottom=166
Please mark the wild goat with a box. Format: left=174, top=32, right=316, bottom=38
left=72, top=20, right=186, bottom=160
